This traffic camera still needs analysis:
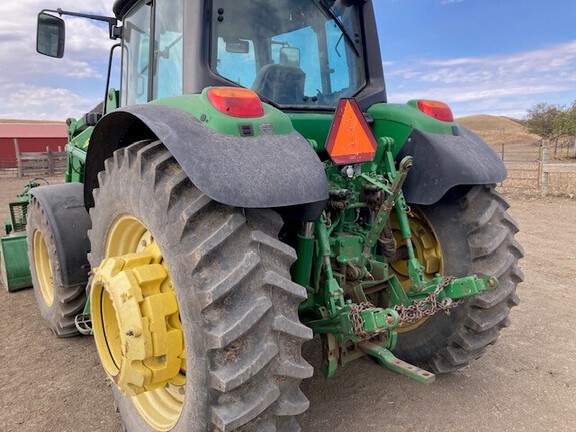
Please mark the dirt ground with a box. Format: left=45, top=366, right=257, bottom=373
left=1, top=176, right=575, bottom=432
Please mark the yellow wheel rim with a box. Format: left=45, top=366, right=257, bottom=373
left=33, top=230, right=54, bottom=306
left=390, top=209, right=444, bottom=333
left=91, top=215, right=185, bottom=431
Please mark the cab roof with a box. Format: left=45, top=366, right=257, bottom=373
left=112, top=0, right=138, bottom=20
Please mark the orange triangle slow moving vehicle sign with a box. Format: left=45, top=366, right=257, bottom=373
left=326, top=98, right=378, bottom=165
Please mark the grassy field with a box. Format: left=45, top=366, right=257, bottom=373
left=457, top=114, right=540, bottom=146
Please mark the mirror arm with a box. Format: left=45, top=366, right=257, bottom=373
left=103, top=44, right=122, bottom=116
left=41, top=8, right=121, bottom=40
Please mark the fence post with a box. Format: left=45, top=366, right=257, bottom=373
left=573, top=137, right=576, bottom=159
left=500, top=143, right=505, bottom=187
left=541, top=140, right=550, bottom=197
left=47, top=149, right=55, bottom=176
left=13, top=138, right=21, bottom=178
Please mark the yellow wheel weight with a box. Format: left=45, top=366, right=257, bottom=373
left=90, top=215, right=185, bottom=431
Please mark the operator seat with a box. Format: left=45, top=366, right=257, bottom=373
left=252, top=64, right=306, bottom=105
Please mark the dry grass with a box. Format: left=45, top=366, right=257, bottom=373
left=457, top=114, right=540, bottom=146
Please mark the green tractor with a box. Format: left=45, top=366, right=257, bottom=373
left=12, top=0, right=523, bottom=430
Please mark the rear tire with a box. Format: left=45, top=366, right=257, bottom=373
left=393, top=186, right=524, bottom=373
left=26, top=198, right=85, bottom=337
left=89, top=140, right=313, bottom=431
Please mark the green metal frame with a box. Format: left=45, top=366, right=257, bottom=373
left=0, top=232, right=31, bottom=292
left=292, top=136, right=497, bottom=379
left=1, top=179, right=40, bottom=291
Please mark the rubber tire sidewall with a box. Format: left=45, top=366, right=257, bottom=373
left=27, top=198, right=79, bottom=337
left=88, top=164, right=211, bottom=432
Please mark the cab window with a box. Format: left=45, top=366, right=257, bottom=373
left=154, top=0, right=184, bottom=99
left=121, top=1, right=152, bottom=105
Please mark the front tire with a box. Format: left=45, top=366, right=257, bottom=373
left=26, top=198, right=85, bottom=337
left=393, top=186, right=524, bottom=373
left=88, top=140, right=313, bottom=431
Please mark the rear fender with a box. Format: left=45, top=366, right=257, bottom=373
left=398, top=127, right=507, bottom=205
left=84, top=104, right=328, bottom=218
left=368, top=102, right=506, bottom=205
left=30, top=183, right=91, bottom=287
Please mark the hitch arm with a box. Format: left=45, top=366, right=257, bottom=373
left=355, top=156, right=413, bottom=270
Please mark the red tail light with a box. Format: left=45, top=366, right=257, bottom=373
left=207, top=87, right=264, bottom=118
left=417, top=100, right=454, bottom=122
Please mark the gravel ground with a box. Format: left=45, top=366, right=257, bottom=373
left=0, top=175, right=575, bottom=431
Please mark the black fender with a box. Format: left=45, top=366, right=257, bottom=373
left=30, top=183, right=91, bottom=286
left=398, top=126, right=507, bottom=205
left=84, top=104, right=329, bottom=218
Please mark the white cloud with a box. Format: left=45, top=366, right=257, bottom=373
left=0, top=0, right=115, bottom=120
left=384, top=41, right=576, bottom=117
left=0, top=83, right=102, bottom=120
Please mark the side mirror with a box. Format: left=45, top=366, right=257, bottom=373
left=280, top=47, right=301, bottom=68
left=37, top=12, right=65, bottom=58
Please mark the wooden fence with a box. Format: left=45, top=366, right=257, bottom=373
left=499, top=143, right=541, bottom=192
left=5, top=138, right=67, bottom=178
left=499, top=138, right=576, bottom=196
left=540, top=140, right=576, bottom=197
left=0, top=156, right=18, bottom=177
left=549, top=136, right=576, bottom=160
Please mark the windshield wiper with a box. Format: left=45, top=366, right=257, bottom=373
left=316, top=0, right=360, bottom=57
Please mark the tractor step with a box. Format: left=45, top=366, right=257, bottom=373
left=74, top=313, right=92, bottom=335
left=358, top=341, right=436, bottom=384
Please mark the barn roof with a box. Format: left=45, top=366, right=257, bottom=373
left=0, top=123, right=67, bottom=139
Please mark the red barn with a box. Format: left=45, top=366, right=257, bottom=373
left=0, top=123, right=68, bottom=170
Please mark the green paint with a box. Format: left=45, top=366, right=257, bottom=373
left=442, top=275, right=498, bottom=299
left=368, top=102, right=459, bottom=156
left=293, top=233, right=315, bottom=288
left=288, top=102, right=459, bottom=156
left=152, top=89, right=295, bottom=138
left=0, top=232, right=31, bottom=292
left=288, top=112, right=333, bottom=151
left=358, top=342, right=436, bottom=384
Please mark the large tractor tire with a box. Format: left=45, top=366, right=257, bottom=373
left=26, top=198, right=86, bottom=337
left=88, top=140, right=313, bottom=432
left=392, top=185, right=524, bottom=373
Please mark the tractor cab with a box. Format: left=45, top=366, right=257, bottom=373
left=38, top=0, right=386, bottom=111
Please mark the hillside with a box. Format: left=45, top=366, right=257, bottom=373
left=456, top=114, right=540, bottom=146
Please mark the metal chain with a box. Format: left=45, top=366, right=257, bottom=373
left=349, top=302, right=379, bottom=339
left=394, top=277, right=462, bottom=327
left=349, top=277, right=462, bottom=337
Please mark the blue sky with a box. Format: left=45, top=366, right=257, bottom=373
left=0, top=0, right=574, bottom=120
left=375, top=0, right=576, bottom=117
